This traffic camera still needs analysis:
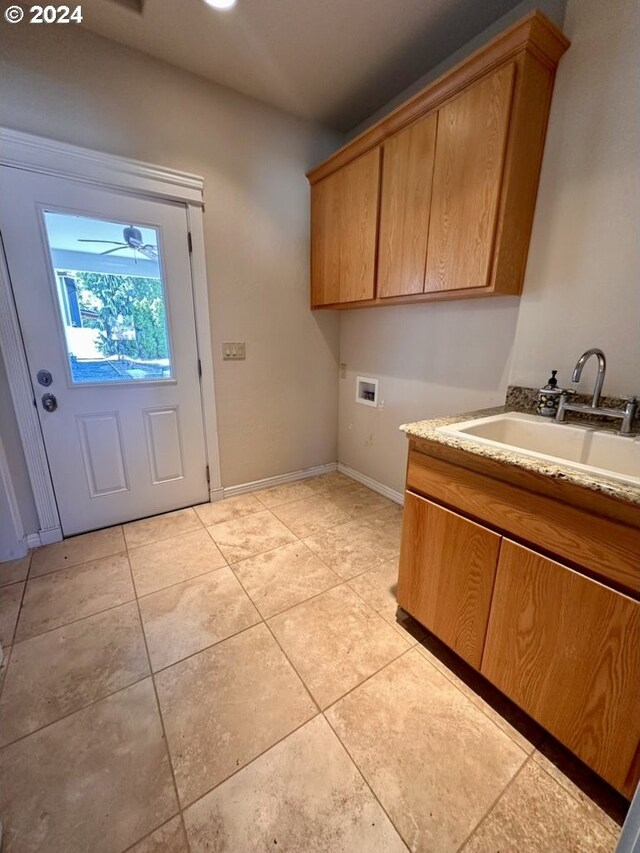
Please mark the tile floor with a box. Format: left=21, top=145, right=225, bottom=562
left=0, top=471, right=628, bottom=852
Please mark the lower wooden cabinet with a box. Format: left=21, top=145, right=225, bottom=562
left=398, top=470, right=640, bottom=797
left=397, top=492, right=501, bottom=668
left=481, top=540, right=640, bottom=797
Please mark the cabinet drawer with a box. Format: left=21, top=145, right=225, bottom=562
left=397, top=492, right=501, bottom=667
left=481, top=539, right=640, bottom=796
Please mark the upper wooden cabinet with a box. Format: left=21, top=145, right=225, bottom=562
left=378, top=112, right=437, bottom=298
left=310, top=148, right=380, bottom=306
left=424, top=64, right=515, bottom=294
left=307, top=11, right=570, bottom=309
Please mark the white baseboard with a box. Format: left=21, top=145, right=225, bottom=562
left=27, top=526, right=63, bottom=548
left=223, top=462, right=338, bottom=499
left=337, top=463, right=404, bottom=506
left=209, top=487, right=224, bottom=504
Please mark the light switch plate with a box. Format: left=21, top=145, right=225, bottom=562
left=223, top=342, right=246, bottom=360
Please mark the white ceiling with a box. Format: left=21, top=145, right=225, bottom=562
left=80, top=0, right=527, bottom=131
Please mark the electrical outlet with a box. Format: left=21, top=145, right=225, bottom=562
left=223, top=342, right=246, bottom=360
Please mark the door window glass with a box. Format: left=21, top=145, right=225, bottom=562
left=42, top=211, right=173, bottom=384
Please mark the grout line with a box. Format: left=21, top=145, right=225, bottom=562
left=124, top=519, right=205, bottom=553
left=9, top=593, right=138, bottom=647
left=227, top=561, right=343, bottom=622
left=124, top=551, right=193, bottom=853
left=134, top=563, right=228, bottom=602
left=0, top=666, right=151, bottom=750
left=24, top=547, right=127, bottom=581
left=411, top=642, right=540, bottom=756
left=320, top=648, right=416, bottom=852
left=228, top=564, right=322, bottom=715
left=454, top=753, right=531, bottom=853
left=149, top=619, right=262, bottom=677
left=0, top=643, right=13, bottom=704
left=7, top=575, right=31, bottom=649
left=120, top=814, right=184, bottom=853
left=531, top=751, right=624, bottom=841
left=178, top=712, right=323, bottom=813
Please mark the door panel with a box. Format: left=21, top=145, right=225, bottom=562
left=76, top=412, right=129, bottom=497
left=0, top=167, right=208, bottom=535
left=481, top=540, right=640, bottom=795
left=424, top=63, right=515, bottom=293
left=378, top=113, right=438, bottom=298
left=143, top=407, right=185, bottom=484
left=397, top=492, right=501, bottom=667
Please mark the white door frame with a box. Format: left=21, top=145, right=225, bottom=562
left=0, top=128, right=223, bottom=546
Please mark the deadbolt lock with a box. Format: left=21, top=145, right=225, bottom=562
left=41, top=393, right=58, bottom=413
left=37, top=369, right=53, bottom=387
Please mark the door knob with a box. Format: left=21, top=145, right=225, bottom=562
left=41, top=393, right=58, bottom=413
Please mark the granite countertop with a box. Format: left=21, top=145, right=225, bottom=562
left=400, top=404, right=640, bottom=507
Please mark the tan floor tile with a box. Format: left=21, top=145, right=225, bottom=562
left=348, top=560, right=426, bottom=643
left=155, top=622, right=316, bottom=806
left=124, top=508, right=202, bottom=550
left=193, top=493, right=263, bottom=526
left=461, top=760, right=618, bottom=852
left=233, top=541, right=340, bottom=618
left=0, top=554, right=31, bottom=588
left=253, top=480, right=317, bottom=508
left=129, top=816, right=188, bottom=853
left=0, top=679, right=177, bottom=853
left=326, top=649, right=527, bottom=852
left=272, top=495, right=352, bottom=538
left=0, top=582, right=23, bottom=646
left=206, top=510, right=297, bottom=563
left=139, top=568, right=260, bottom=671
left=303, top=519, right=399, bottom=580
left=184, top=715, right=407, bottom=853
left=129, top=529, right=227, bottom=597
left=305, top=471, right=355, bottom=497
left=415, top=637, right=543, bottom=754
left=361, top=504, right=403, bottom=551
left=0, top=645, right=10, bottom=694
left=363, top=502, right=404, bottom=531
left=15, top=554, right=134, bottom=641
left=30, top=526, right=125, bottom=578
left=1, top=601, right=149, bottom=745
left=268, top=584, right=409, bottom=708
left=532, top=739, right=627, bottom=834
left=327, top=483, right=396, bottom=520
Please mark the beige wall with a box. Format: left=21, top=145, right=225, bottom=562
left=509, top=0, right=640, bottom=397
left=338, top=0, right=639, bottom=494
left=0, top=23, right=342, bottom=505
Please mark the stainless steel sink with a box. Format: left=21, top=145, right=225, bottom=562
left=436, top=412, right=640, bottom=487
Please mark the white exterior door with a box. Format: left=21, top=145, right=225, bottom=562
left=0, top=167, right=209, bottom=535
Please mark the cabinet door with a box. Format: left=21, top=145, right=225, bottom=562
left=377, top=113, right=437, bottom=298
left=424, top=63, right=515, bottom=293
left=397, top=493, right=501, bottom=667
left=481, top=540, right=640, bottom=796
left=311, top=172, right=341, bottom=306
left=310, top=148, right=380, bottom=306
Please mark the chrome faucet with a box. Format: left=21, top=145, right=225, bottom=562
left=556, top=348, right=638, bottom=435
left=572, top=348, right=606, bottom=407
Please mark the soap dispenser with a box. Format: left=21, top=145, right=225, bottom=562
left=536, top=370, right=563, bottom=418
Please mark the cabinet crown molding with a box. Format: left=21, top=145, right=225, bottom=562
left=307, top=10, right=569, bottom=185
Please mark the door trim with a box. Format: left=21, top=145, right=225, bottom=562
left=0, top=128, right=222, bottom=543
